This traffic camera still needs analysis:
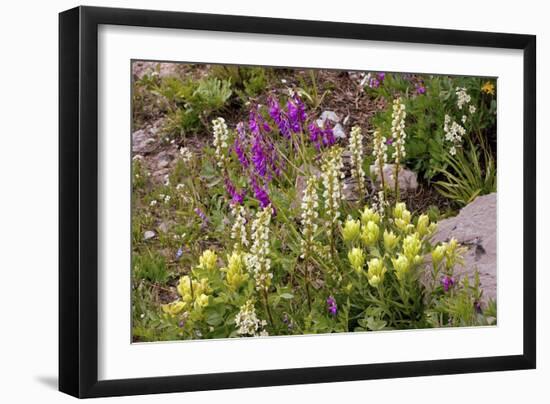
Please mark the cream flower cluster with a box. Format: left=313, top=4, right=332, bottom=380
left=234, top=300, right=268, bottom=337
left=248, top=206, right=273, bottom=292
left=443, top=114, right=466, bottom=155
left=300, top=176, right=320, bottom=259
left=321, top=147, right=345, bottom=233
left=391, top=98, right=407, bottom=164
left=372, top=129, right=388, bottom=168
left=179, top=146, right=193, bottom=164
left=348, top=126, right=366, bottom=198
left=230, top=205, right=249, bottom=250
left=455, top=87, right=471, bottom=110
left=212, top=117, right=229, bottom=170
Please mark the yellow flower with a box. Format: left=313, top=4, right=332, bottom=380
left=383, top=229, right=399, bottom=251
left=177, top=275, right=210, bottom=303
left=194, top=293, right=209, bottom=309
left=416, top=214, right=430, bottom=237
left=224, top=251, right=249, bottom=291
left=361, top=221, right=380, bottom=246
left=431, top=244, right=446, bottom=266
left=393, top=202, right=412, bottom=232
left=403, top=233, right=422, bottom=264
left=161, top=300, right=187, bottom=316
left=198, top=249, right=218, bottom=271
left=361, top=206, right=380, bottom=225
left=367, top=258, right=387, bottom=287
left=392, top=254, right=410, bottom=281
left=342, top=218, right=361, bottom=244
left=481, top=81, right=495, bottom=95
left=348, top=247, right=366, bottom=274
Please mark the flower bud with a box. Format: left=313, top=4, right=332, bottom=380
left=392, top=254, right=410, bottom=281
left=367, top=258, right=387, bottom=287
left=348, top=247, right=365, bottom=274
left=161, top=300, right=186, bottom=316
left=432, top=245, right=446, bottom=266
left=361, top=221, right=380, bottom=246
left=199, top=249, right=218, bottom=271
left=416, top=214, right=430, bottom=237
left=194, top=293, right=210, bottom=309
left=383, top=230, right=399, bottom=251
left=224, top=251, right=249, bottom=291
left=342, top=219, right=361, bottom=244
left=361, top=206, right=380, bottom=225
left=403, top=233, right=422, bottom=262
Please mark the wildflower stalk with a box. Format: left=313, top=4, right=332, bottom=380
left=321, top=147, right=344, bottom=257
left=348, top=126, right=366, bottom=200
left=300, top=176, right=319, bottom=312
left=391, top=98, right=407, bottom=201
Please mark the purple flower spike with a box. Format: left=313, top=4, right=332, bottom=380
left=251, top=135, right=268, bottom=178
left=326, top=296, right=338, bottom=316
left=194, top=207, right=208, bottom=227
left=377, top=72, right=386, bottom=82
left=441, top=275, right=455, bottom=292
left=225, top=177, right=246, bottom=205
left=234, top=122, right=250, bottom=169
left=251, top=177, right=271, bottom=209
left=268, top=96, right=291, bottom=138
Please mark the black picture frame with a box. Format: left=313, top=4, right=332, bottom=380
left=59, top=5, right=536, bottom=398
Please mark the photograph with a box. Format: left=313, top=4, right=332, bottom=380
left=130, top=61, right=498, bottom=342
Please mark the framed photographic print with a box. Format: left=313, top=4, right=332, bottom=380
left=59, top=6, right=536, bottom=398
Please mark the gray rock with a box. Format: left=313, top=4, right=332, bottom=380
left=320, top=110, right=340, bottom=123
left=369, top=164, right=418, bottom=193
left=143, top=230, right=156, bottom=240
left=429, top=193, right=497, bottom=305
left=332, top=123, right=346, bottom=139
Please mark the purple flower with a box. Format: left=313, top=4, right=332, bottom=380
left=385, top=138, right=394, bottom=146
left=194, top=207, right=208, bottom=227
left=309, top=121, right=336, bottom=151
left=441, top=275, right=455, bottom=292
left=234, top=122, right=250, bottom=168
left=415, top=84, right=426, bottom=95
left=251, top=135, right=268, bottom=178
left=225, top=177, right=246, bottom=205
left=175, top=246, right=184, bottom=261
left=377, top=72, right=386, bottom=82
left=326, top=296, right=338, bottom=316
left=268, top=96, right=291, bottom=138
left=251, top=177, right=271, bottom=209
left=287, top=93, right=307, bottom=133
left=474, top=300, right=482, bottom=313
left=369, top=78, right=380, bottom=88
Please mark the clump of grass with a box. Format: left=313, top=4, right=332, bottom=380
left=133, top=250, right=169, bottom=284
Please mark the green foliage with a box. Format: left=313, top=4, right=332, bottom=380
left=370, top=74, right=497, bottom=181
left=433, top=140, right=497, bottom=207
left=211, top=65, right=268, bottom=99
left=133, top=250, right=169, bottom=284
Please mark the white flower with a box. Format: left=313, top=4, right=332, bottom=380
left=176, top=183, right=185, bottom=191
left=321, top=147, right=344, bottom=236
left=248, top=206, right=273, bottom=292
left=391, top=98, right=407, bottom=164
left=449, top=146, right=457, bottom=156
left=443, top=114, right=466, bottom=148
left=348, top=126, right=366, bottom=198
left=149, top=200, right=157, bottom=207
left=163, top=194, right=171, bottom=204
left=469, top=105, right=476, bottom=114
left=300, top=176, right=319, bottom=259
left=230, top=205, right=249, bottom=249
left=212, top=117, right=229, bottom=170
left=179, top=147, right=193, bottom=163
left=455, top=87, right=471, bottom=110
left=234, top=300, right=268, bottom=337
left=462, top=115, right=467, bottom=124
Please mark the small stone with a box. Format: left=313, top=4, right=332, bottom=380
left=158, top=222, right=170, bottom=233
left=332, top=123, right=346, bottom=139
left=143, top=230, right=156, bottom=240
left=369, top=164, right=418, bottom=192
